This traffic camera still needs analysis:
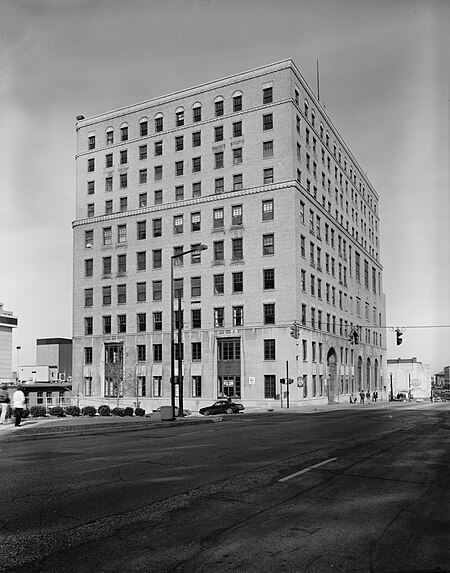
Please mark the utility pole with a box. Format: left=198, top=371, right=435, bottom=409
left=177, top=291, right=184, bottom=417
left=286, top=360, right=290, bottom=409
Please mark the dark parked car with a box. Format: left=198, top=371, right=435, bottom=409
left=199, top=400, right=244, bottom=416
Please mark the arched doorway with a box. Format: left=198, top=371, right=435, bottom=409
left=356, top=356, right=363, bottom=391
left=366, top=358, right=371, bottom=390
left=327, top=348, right=338, bottom=403
left=374, top=359, right=379, bottom=390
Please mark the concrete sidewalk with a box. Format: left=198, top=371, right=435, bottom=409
left=0, top=400, right=427, bottom=443
left=0, top=412, right=215, bottom=443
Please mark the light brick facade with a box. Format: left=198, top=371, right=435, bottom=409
left=72, top=59, right=386, bottom=411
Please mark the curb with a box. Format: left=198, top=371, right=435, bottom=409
left=0, top=417, right=217, bottom=443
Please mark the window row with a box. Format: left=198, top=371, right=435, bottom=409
left=86, top=89, right=274, bottom=150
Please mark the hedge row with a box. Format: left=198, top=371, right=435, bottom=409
left=25, top=405, right=146, bottom=418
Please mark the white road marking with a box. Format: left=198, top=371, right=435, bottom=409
left=278, top=457, right=338, bottom=482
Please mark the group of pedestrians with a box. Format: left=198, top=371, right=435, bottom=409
left=349, top=390, right=379, bottom=404
left=0, top=386, right=27, bottom=427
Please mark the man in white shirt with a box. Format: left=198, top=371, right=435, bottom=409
left=12, top=386, right=26, bottom=427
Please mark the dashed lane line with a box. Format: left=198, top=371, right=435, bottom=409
left=278, top=457, right=338, bottom=482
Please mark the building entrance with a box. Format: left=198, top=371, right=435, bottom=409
left=327, top=348, right=338, bottom=403
left=217, top=338, right=241, bottom=399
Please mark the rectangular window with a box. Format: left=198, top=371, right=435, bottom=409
left=117, top=284, right=126, bottom=304
left=193, top=106, right=201, bottom=122
left=214, top=152, right=224, bottom=169
left=214, top=125, right=223, bottom=142
left=264, top=339, right=275, bottom=361
left=88, top=135, right=96, bottom=150
left=105, top=176, right=113, bottom=192
left=263, top=140, right=273, bottom=158
left=176, top=110, right=184, bottom=126
left=117, top=253, right=127, bottom=275
left=263, top=234, right=274, bottom=255
left=232, top=121, right=242, bottom=137
left=120, top=149, right=128, bottom=165
left=263, top=168, right=274, bottom=184
left=152, top=218, right=162, bottom=237
left=262, top=199, right=274, bottom=220
left=105, top=200, right=113, bottom=215
left=191, top=309, right=201, bottom=329
left=175, top=185, right=184, bottom=201
left=191, top=212, right=201, bottom=232
left=263, top=268, right=275, bottom=290
left=155, top=117, right=163, bottom=132
left=117, top=224, right=127, bottom=243
left=87, top=158, right=95, bottom=172
left=84, top=258, right=93, bottom=277
left=137, top=344, right=146, bottom=362
left=137, top=313, right=146, bottom=332
left=263, top=87, right=273, bottom=104
left=214, top=307, right=224, bottom=327
left=102, top=285, right=111, bottom=306
left=85, top=230, right=93, bottom=248
left=215, top=178, right=224, bottom=193
left=175, top=135, right=184, bottom=151
left=232, top=271, right=243, bottom=293
left=84, top=316, right=93, bottom=335
left=213, top=208, right=224, bottom=228
left=174, top=215, right=183, bottom=234
left=136, top=282, right=146, bottom=302
left=102, top=315, right=111, bottom=334
left=175, top=161, right=184, bottom=177
left=121, top=126, right=128, bottom=141
left=191, top=276, right=201, bottom=298
left=233, top=174, right=243, bottom=191
left=84, top=347, right=93, bottom=364
left=117, top=314, right=126, bottom=333
left=137, top=376, right=146, bottom=397
left=154, top=165, right=163, bottom=181
left=192, top=131, right=201, bottom=147
left=192, top=181, right=201, bottom=198
left=263, top=113, right=273, bottom=130
left=233, top=95, right=242, bottom=112
left=233, top=306, right=243, bottom=326
left=264, top=375, right=276, bottom=398
left=232, top=237, right=243, bottom=260
left=213, top=240, right=224, bottom=262
left=87, top=180, right=95, bottom=195
left=138, top=169, right=148, bottom=184
left=153, top=311, right=162, bottom=331
left=192, top=157, right=201, bottom=173
left=264, top=303, right=275, bottom=324
left=119, top=173, right=127, bottom=189
left=119, top=197, right=127, bottom=212
left=214, top=274, right=224, bottom=294
left=192, top=342, right=202, bottom=361
left=153, top=344, right=163, bottom=362
left=151, top=249, right=161, bottom=269
left=233, top=147, right=242, bottom=165
left=153, top=281, right=162, bottom=301
left=84, top=288, right=93, bottom=307
left=231, top=205, right=242, bottom=226
left=192, top=376, right=202, bottom=397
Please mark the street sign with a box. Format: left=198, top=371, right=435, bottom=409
left=280, top=378, right=294, bottom=385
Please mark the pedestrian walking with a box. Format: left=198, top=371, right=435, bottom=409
left=12, top=386, right=26, bottom=427
left=350, top=393, right=355, bottom=404
left=0, top=387, right=10, bottom=424
left=359, top=391, right=365, bottom=404
left=366, top=390, right=371, bottom=403
left=372, top=392, right=377, bottom=403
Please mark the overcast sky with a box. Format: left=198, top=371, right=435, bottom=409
left=1, top=0, right=448, bottom=374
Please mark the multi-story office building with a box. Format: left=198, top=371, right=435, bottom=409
left=73, top=59, right=386, bottom=411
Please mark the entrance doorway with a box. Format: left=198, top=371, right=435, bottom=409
left=217, top=338, right=241, bottom=399
left=327, top=348, right=338, bottom=403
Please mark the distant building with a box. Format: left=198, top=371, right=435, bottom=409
left=433, top=370, right=445, bottom=388
left=0, top=303, right=18, bottom=384
left=72, top=59, right=386, bottom=411
left=387, top=357, right=431, bottom=400
left=17, top=338, right=72, bottom=409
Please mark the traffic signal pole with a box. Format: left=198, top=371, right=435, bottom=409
left=286, top=360, right=290, bottom=409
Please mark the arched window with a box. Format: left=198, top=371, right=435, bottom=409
left=120, top=122, right=128, bottom=142
left=232, top=90, right=243, bottom=112
left=214, top=96, right=224, bottom=117
left=106, top=127, right=114, bottom=145
left=139, top=117, right=148, bottom=137
left=175, top=106, right=184, bottom=127
left=192, top=102, right=202, bottom=123
left=154, top=112, right=164, bottom=133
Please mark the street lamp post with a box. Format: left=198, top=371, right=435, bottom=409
left=390, top=372, right=394, bottom=402
left=171, top=244, right=208, bottom=418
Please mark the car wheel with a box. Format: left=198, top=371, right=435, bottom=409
left=203, top=410, right=210, bottom=416
left=226, top=407, right=233, bottom=414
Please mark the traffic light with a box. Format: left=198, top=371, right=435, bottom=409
left=396, top=328, right=403, bottom=345
left=290, top=321, right=300, bottom=339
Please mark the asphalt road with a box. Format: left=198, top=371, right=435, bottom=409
left=1, top=403, right=449, bottom=572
